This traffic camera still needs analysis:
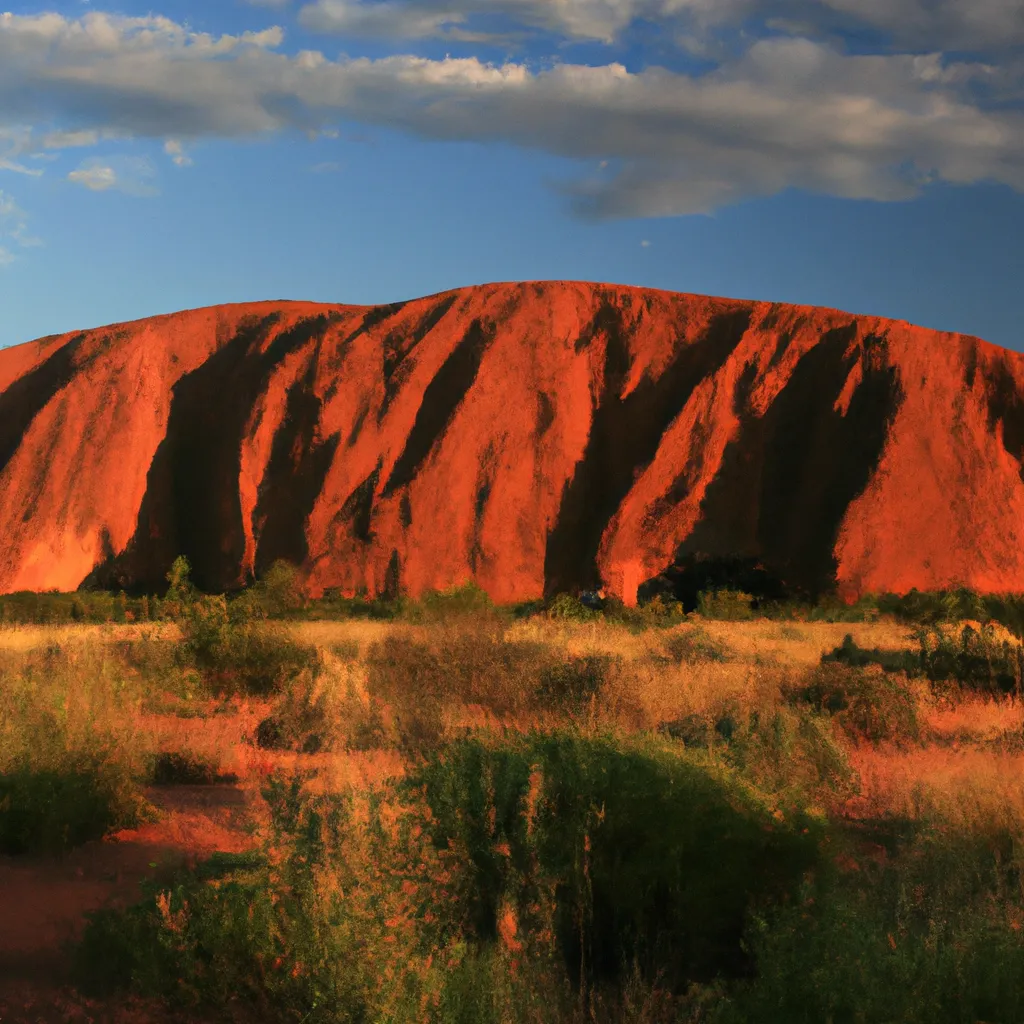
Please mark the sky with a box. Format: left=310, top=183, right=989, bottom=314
left=1, top=1, right=1023, bottom=351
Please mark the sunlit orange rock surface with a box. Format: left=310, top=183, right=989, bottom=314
left=1, top=282, right=1022, bottom=604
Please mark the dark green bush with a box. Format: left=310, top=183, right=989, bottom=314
left=663, top=629, right=729, bottom=663
left=696, top=590, right=755, bottom=621
left=789, top=663, right=921, bottom=744
left=546, top=593, right=600, bottom=622
left=0, top=760, right=149, bottom=856
left=660, top=704, right=855, bottom=805
left=413, top=733, right=824, bottom=995
left=0, top=590, right=161, bottom=625
left=535, top=655, right=614, bottom=716
left=915, top=624, right=1024, bottom=695
left=178, top=595, right=316, bottom=696
left=365, top=631, right=619, bottom=747
left=717, top=824, right=1024, bottom=1024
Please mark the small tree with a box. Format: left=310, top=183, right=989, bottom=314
left=164, top=556, right=196, bottom=618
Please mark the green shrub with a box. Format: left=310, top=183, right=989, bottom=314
left=365, top=630, right=621, bottom=747
left=0, top=590, right=159, bottom=625
left=0, top=760, right=150, bottom=856
left=696, top=590, right=754, bottom=621
left=365, top=628, right=560, bottom=749
left=546, top=593, right=600, bottom=622
left=915, top=624, right=1024, bottom=695
left=663, top=629, right=729, bottom=664
left=76, top=773, right=465, bottom=1021
left=717, top=823, right=1024, bottom=1024
left=789, top=663, right=921, bottom=745
left=599, top=596, right=688, bottom=633
left=178, top=595, right=316, bottom=696
left=535, top=655, right=615, bottom=717
left=409, top=582, right=498, bottom=623
left=413, top=732, right=824, bottom=995
left=660, top=704, right=855, bottom=805
left=253, top=655, right=387, bottom=754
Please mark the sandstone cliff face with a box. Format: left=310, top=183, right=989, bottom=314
left=0, top=282, right=1022, bottom=603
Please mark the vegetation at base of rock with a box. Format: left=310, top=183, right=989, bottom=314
left=7, top=572, right=1024, bottom=1021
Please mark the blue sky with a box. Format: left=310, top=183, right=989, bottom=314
left=1, top=0, right=1023, bottom=350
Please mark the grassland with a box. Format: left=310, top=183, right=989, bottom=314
left=4, top=582, right=1024, bottom=1022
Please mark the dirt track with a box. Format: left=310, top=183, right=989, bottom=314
left=0, top=784, right=258, bottom=1024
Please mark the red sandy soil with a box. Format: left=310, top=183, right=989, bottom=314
left=1, top=281, right=1023, bottom=604
left=0, top=784, right=260, bottom=1024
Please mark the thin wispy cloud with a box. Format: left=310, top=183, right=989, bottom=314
left=0, top=126, right=43, bottom=176
left=0, top=190, right=42, bottom=265
left=297, top=0, right=1024, bottom=50
left=67, top=156, right=159, bottom=196
left=43, top=130, right=102, bottom=149
left=0, top=8, right=1020, bottom=219
left=164, top=140, right=193, bottom=167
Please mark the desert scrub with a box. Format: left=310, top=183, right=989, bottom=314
left=915, top=623, right=1024, bottom=696
left=365, top=626, right=624, bottom=748
left=696, top=590, right=755, bottom=622
left=178, top=594, right=317, bottom=697
left=546, top=593, right=601, bottom=623
left=659, top=701, right=855, bottom=809
left=413, top=731, right=824, bottom=998
left=789, top=662, right=922, bottom=745
left=662, top=628, right=730, bottom=664
left=0, top=642, right=156, bottom=853
left=822, top=632, right=921, bottom=675
left=717, top=821, right=1024, bottom=1024
left=76, top=771, right=471, bottom=1022
left=254, top=649, right=387, bottom=753
left=150, top=750, right=235, bottom=786
left=0, top=757, right=150, bottom=855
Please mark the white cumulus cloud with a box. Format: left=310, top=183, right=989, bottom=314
left=0, top=9, right=1020, bottom=218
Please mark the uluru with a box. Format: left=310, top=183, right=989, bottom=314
left=1, top=280, right=1022, bottom=605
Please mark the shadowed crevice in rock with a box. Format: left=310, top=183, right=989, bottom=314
left=544, top=306, right=753, bottom=597
left=677, top=324, right=903, bottom=597
left=469, top=444, right=497, bottom=574
left=336, top=463, right=382, bottom=545
left=382, top=317, right=495, bottom=496
left=984, top=355, right=1024, bottom=481
left=253, top=351, right=341, bottom=576
left=379, top=293, right=460, bottom=423
left=0, top=336, right=84, bottom=478
left=536, top=391, right=556, bottom=437
left=91, top=314, right=334, bottom=592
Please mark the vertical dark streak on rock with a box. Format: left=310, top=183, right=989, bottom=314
left=543, top=305, right=753, bottom=596
left=679, top=324, right=903, bottom=597
left=0, top=335, right=84, bottom=478
left=382, top=318, right=495, bottom=496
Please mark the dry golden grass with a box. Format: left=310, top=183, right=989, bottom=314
left=0, top=621, right=180, bottom=651
left=5, top=612, right=1021, bottom=820
left=923, top=694, right=1024, bottom=743
left=505, top=618, right=666, bottom=662
left=289, top=619, right=401, bottom=655
left=694, top=618, right=919, bottom=666
left=840, top=742, right=1024, bottom=833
